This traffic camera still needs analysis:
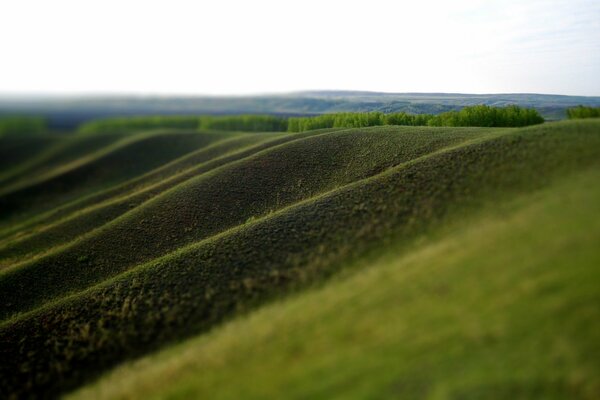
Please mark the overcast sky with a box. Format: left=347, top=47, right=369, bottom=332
left=1, top=0, right=599, bottom=96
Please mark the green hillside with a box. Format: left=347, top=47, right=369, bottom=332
left=0, top=119, right=598, bottom=399
left=0, top=130, right=234, bottom=221
left=70, top=166, right=600, bottom=400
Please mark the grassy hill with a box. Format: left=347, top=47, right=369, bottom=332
left=0, top=130, right=236, bottom=221
left=70, top=166, right=600, bottom=400
left=0, top=119, right=598, bottom=398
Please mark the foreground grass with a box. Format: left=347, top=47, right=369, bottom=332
left=71, top=167, right=600, bottom=400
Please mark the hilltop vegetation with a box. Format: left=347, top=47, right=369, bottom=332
left=78, top=116, right=200, bottom=134
left=0, top=116, right=46, bottom=137
left=0, top=119, right=598, bottom=398
left=199, top=115, right=288, bottom=132
left=288, top=105, right=544, bottom=132
left=78, top=115, right=288, bottom=134
left=77, top=105, right=544, bottom=135
left=567, top=105, right=600, bottom=119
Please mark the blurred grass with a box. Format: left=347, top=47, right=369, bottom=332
left=71, top=166, right=600, bottom=400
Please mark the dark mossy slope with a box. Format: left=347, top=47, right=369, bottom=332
left=0, top=130, right=332, bottom=244
left=0, top=133, right=274, bottom=264
left=0, top=132, right=133, bottom=195
left=0, top=130, right=344, bottom=265
left=0, top=126, right=483, bottom=319
left=0, top=130, right=228, bottom=221
left=0, top=135, right=61, bottom=182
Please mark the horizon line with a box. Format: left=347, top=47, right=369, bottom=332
left=1, top=89, right=600, bottom=100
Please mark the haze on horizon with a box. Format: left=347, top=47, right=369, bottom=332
left=1, top=0, right=599, bottom=97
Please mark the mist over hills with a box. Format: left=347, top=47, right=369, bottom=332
left=2, top=91, right=600, bottom=129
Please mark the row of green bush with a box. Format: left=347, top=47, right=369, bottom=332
left=5, top=105, right=599, bottom=137
left=80, top=113, right=399, bottom=134
left=77, top=105, right=553, bottom=135
left=566, top=106, right=600, bottom=119
left=287, top=105, right=544, bottom=132
left=78, top=116, right=200, bottom=134
left=427, top=105, right=544, bottom=127
left=0, top=116, right=46, bottom=138
left=78, top=115, right=288, bottom=134
left=198, top=115, right=287, bottom=132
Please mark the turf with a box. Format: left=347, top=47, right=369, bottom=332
left=0, top=133, right=282, bottom=266
left=0, top=129, right=328, bottom=243
left=0, top=135, right=61, bottom=182
left=0, top=130, right=229, bottom=221
left=0, top=133, right=126, bottom=188
left=0, top=125, right=485, bottom=318
left=70, top=166, right=600, bottom=400
left=0, top=119, right=598, bottom=398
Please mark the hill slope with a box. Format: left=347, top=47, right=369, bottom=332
left=71, top=165, right=600, bottom=400
left=0, top=120, right=598, bottom=398
left=0, top=126, right=485, bottom=318
left=0, top=130, right=238, bottom=221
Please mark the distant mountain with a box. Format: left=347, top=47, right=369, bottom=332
left=1, top=91, right=599, bottom=129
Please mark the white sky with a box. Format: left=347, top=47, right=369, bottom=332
left=1, top=0, right=599, bottom=96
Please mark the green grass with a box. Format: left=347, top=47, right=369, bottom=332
left=70, top=166, right=600, bottom=400
left=0, top=132, right=126, bottom=189
left=0, top=133, right=279, bottom=265
left=0, top=125, right=484, bottom=318
left=76, top=106, right=545, bottom=136
left=77, top=115, right=289, bottom=134
left=0, top=116, right=46, bottom=138
left=0, top=129, right=335, bottom=243
left=0, top=119, right=598, bottom=398
left=0, top=130, right=234, bottom=222
left=0, top=131, right=254, bottom=240
left=567, top=105, right=600, bottom=119
left=287, top=106, right=544, bottom=132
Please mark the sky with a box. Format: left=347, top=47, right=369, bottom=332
left=1, top=0, right=599, bottom=96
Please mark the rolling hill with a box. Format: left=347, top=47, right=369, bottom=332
left=0, top=119, right=599, bottom=399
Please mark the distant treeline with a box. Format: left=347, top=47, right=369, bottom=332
left=78, top=116, right=200, bottom=134
left=427, top=105, right=544, bottom=127
left=78, top=115, right=287, bottom=134
left=77, top=105, right=544, bottom=134
left=288, top=105, right=544, bottom=132
left=0, top=116, right=46, bottom=137
left=198, top=115, right=287, bottom=132
left=566, top=106, right=600, bottom=119
left=287, top=112, right=431, bottom=132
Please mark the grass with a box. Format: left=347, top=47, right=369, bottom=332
left=0, top=119, right=598, bottom=398
left=0, top=129, right=332, bottom=243
left=0, top=129, right=334, bottom=267
left=70, top=166, right=600, bottom=400
left=0, top=133, right=279, bottom=265
left=0, top=129, right=236, bottom=222
left=0, top=132, right=125, bottom=189
left=0, top=125, right=484, bottom=318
